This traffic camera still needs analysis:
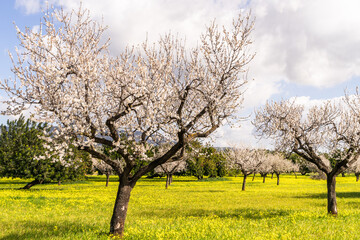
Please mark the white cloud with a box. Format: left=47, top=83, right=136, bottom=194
left=15, top=0, right=41, bottom=14
left=210, top=120, right=271, bottom=149
left=249, top=0, right=360, bottom=88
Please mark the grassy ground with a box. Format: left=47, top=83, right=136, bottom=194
left=1, top=174, right=360, bottom=239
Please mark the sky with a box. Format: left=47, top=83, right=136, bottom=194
left=1, top=0, right=360, bottom=148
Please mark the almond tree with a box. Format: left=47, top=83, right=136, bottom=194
left=348, top=158, right=360, bottom=182
left=1, top=6, right=254, bottom=237
left=225, top=147, right=264, bottom=190
left=269, top=153, right=298, bottom=185
left=254, top=99, right=360, bottom=215
left=256, top=152, right=272, bottom=183
left=155, top=158, right=186, bottom=189
left=92, top=158, right=114, bottom=187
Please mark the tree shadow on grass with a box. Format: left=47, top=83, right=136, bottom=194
left=0, top=181, right=30, bottom=185
left=189, top=208, right=291, bottom=219
left=0, top=187, right=66, bottom=191
left=139, top=178, right=198, bottom=183
left=1, top=220, right=105, bottom=240
left=138, top=207, right=291, bottom=220
left=85, top=176, right=119, bottom=183
left=296, top=192, right=360, bottom=199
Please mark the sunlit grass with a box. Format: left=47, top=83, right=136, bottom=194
left=1, top=174, right=360, bottom=239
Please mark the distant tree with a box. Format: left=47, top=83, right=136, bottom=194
left=225, top=147, right=264, bottom=190
left=155, top=159, right=186, bottom=189
left=203, top=146, right=227, bottom=178
left=153, top=144, right=187, bottom=188
left=254, top=99, right=360, bottom=215
left=348, top=158, right=360, bottom=182
left=187, top=142, right=226, bottom=180
left=0, top=116, right=88, bottom=189
left=288, top=153, right=312, bottom=175
left=92, top=158, right=114, bottom=187
left=256, top=153, right=272, bottom=183
left=270, top=153, right=298, bottom=185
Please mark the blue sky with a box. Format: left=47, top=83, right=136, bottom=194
left=1, top=0, right=360, bottom=147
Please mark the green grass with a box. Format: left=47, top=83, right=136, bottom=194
left=1, top=174, right=360, bottom=239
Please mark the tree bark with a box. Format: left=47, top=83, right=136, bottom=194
left=356, top=173, right=359, bottom=182
left=341, top=172, right=345, bottom=177
left=169, top=174, right=173, bottom=184
left=165, top=174, right=170, bottom=189
left=242, top=174, right=247, bottom=191
left=271, top=173, right=274, bottom=179
left=326, top=175, right=337, bottom=216
left=252, top=173, right=256, bottom=181
left=293, top=171, right=297, bottom=179
left=261, top=173, right=267, bottom=183
left=110, top=181, right=133, bottom=237
left=21, top=179, right=43, bottom=189
left=276, top=173, right=280, bottom=185
left=106, top=174, right=110, bottom=187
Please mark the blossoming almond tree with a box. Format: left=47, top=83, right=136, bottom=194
left=225, top=147, right=265, bottom=190
left=155, top=157, right=187, bottom=189
left=92, top=158, right=114, bottom=187
left=348, top=159, right=360, bottom=182
left=269, top=152, right=298, bottom=185
left=1, top=6, right=255, bottom=237
left=254, top=99, right=360, bottom=215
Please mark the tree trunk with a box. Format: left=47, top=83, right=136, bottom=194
left=242, top=174, right=247, bottom=191
left=165, top=174, right=170, bottom=189
left=293, top=171, right=297, bottom=179
left=261, top=173, right=267, bottom=183
left=271, top=173, right=274, bottom=179
left=356, top=173, right=359, bottom=182
left=326, top=175, right=337, bottom=216
left=58, top=180, right=61, bottom=185
left=110, top=181, right=133, bottom=237
left=276, top=173, right=280, bottom=185
left=21, top=179, right=43, bottom=189
left=106, top=174, right=110, bottom=187
left=169, top=174, right=173, bottom=184
left=341, top=172, right=345, bottom=177
left=252, top=173, right=256, bottom=181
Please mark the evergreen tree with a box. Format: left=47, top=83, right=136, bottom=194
left=0, top=116, right=90, bottom=189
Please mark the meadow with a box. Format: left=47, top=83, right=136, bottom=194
left=1, top=174, right=360, bottom=239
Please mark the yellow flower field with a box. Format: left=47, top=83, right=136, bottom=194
left=1, top=175, right=360, bottom=239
